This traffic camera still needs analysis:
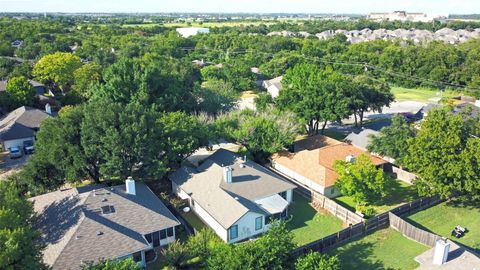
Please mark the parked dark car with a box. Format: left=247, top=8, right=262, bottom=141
left=23, top=140, right=34, bottom=154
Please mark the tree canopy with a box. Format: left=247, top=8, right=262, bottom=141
left=5, top=76, right=36, bottom=109
left=33, top=52, right=82, bottom=92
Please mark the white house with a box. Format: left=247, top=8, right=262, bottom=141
left=170, top=149, right=296, bottom=243
left=176, top=27, right=210, bottom=38
left=262, top=76, right=283, bottom=98
left=29, top=179, right=180, bottom=269
left=0, top=106, right=50, bottom=151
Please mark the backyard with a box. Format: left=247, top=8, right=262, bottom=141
left=330, top=228, right=430, bottom=270
left=405, top=197, right=480, bottom=253
left=334, top=179, right=420, bottom=215
left=287, top=192, right=344, bottom=246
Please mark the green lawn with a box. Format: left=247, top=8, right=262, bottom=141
left=406, top=197, right=480, bottom=253
left=330, top=228, right=429, bottom=270
left=391, top=86, right=462, bottom=102
left=334, top=179, right=419, bottom=215
left=288, top=192, right=344, bottom=246
left=323, top=130, right=348, bottom=140
left=180, top=210, right=207, bottom=232
left=163, top=21, right=276, bottom=28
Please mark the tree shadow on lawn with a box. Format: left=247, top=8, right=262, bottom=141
left=372, top=178, right=419, bottom=208
left=445, top=196, right=480, bottom=210
left=287, top=194, right=317, bottom=230
left=334, top=241, right=397, bottom=270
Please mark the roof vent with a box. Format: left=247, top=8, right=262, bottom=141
left=101, top=198, right=108, bottom=202
left=239, top=163, right=245, bottom=168
left=346, top=155, right=356, bottom=163
left=125, top=176, right=136, bottom=195
left=234, top=197, right=239, bottom=200
left=96, top=231, right=103, bottom=236
left=92, top=189, right=96, bottom=196
left=223, top=166, right=233, bottom=183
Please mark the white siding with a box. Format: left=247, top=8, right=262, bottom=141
left=2, top=137, right=34, bottom=151
left=272, top=162, right=327, bottom=195
left=286, top=189, right=293, bottom=202
left=192, top=200, right=229, bottom=242
left=267, top=85, right=280, bottom=98
left=228, top=211, right=265, bottom=243
left=172, top=182, right=190, bottom=200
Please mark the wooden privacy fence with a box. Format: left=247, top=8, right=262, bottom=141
left=292, top=195, right=443, bottom=257
left=389, top=212, right=441, bottom=247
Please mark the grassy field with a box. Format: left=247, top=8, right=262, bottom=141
left=180, top=210, right=207, bottom=232
left=334, top=180, right=419, bottom=215
left=162, top=21, right=276, bottom=28
left=288, top=192, right=344, bottom=246
left=330, top=228, right=430, bottom=270
left=406, top=197, right=480, bottom=253
left=391, top=86, right=462, bottom=102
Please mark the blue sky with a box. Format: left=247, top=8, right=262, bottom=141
left=0, top=0, right=478, bottom=14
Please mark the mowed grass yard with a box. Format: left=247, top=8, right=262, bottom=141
left=405, top=197, right=480, bottom=253
left=334, top=179, right=420, bottom=215
left=330, top=228, right=430, bottom=270
left=391, top=86, right=462, bottom=102
left=288, top=192, right=344, bottom=246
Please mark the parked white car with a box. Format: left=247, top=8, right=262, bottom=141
left=9, top=146, right=23, bottom=159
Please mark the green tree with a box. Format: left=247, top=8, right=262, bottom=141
left=334, top=154, right=387, bottom=206
left=5, top=76, right=36, bottom=108
left=277, top=64, right=350, bottom=135
left=161, top=240, right=191, bottom=269
left=196, top=79, right=238, bottom=116
left=404, top=107, right=480, bottom=198
left=216, top=108, right=299, bottom=163
left=367, top=115, right=415, bottom=166
left=81, top=258, right=141, bottom=270
left=295, top=252, right=341, bottom=270
left=33, top=52, right=82, bottom=92
left=254, top=92, right=274, bottom=112
left=72, top=62, right=102, bottom=99
left=0, top=180, right=47, bottom=270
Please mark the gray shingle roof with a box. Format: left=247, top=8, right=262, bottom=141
left=344, top=129, right=380, bottom=151
left=30, top=182, right=180, bottom=270
left=0, top=106, right=50, bottom=141
left=169, top=149, right=295, bottom=229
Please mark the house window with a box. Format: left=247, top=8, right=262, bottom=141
left=229, top=225, right=238, bottom=240
left=160, top=229, right=167, bottom=240
left=279, top=191, right=287, bottom=200
left=166, top=227, right=174, bottom=237
left=152, top=231, right=160, bottom=247
left=255, top=217, right=263, bottom=231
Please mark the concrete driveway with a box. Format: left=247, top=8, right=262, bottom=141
left=0, top=151, right=29, bottom=179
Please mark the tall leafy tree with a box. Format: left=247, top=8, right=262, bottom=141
left=334, top=154, right=387, bottom=206
left=404, top=107, right=480, bottom=198
left=277, top=64, right=350, bottom=135
left=5, top=76, right=36, bottom=108
left=0, top=180, right=47, bottom=270
left=295, top=252, right=341, bottom=270
left=33, top=52, right=82, bottom=92
left=81, top=258, right=141, bottom=270
left=367, top=115, right=416, bottom=166
left=72, top=62, right=102, bottom=99
left=195, top=79, right=238, bottom=116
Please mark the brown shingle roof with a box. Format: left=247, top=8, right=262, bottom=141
left=272, top=135, right=387, bottom=188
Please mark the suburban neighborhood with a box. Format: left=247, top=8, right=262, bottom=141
left=0, top=2, right=480, bottom=270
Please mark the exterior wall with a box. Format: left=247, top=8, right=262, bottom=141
left=160, top=227, right=176, bottom=246
left=228, top=211, right=265, bottom=244
left=267, top=85, right=280, bottom=98
left=192, top=200, right=229, bottom=242
left=286, top=189, right=293, bottom=202
left=272, top=162, right=331, bottom=196
left=2, top=137, right=34, bottom=151
left=323, top=186, right=341, bottom=198
left=172, top=182, right=190, bottom=200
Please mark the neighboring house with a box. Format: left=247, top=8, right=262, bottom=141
left=344, top=128, right=380, bottom=151
left=271, top=135, right=387, bottom=198
left=29, top=179, right=180, bottom=269
left=176, top=27, right=210, bottom=38
left=0, top=79, right=50, bottom=96
left=0, top=106, right=50, bottom=150
left=170, top=149, right=296, bottom=243
left=262, top=76, right=283, bottom=98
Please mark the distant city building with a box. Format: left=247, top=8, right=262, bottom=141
left=368, top=11, right=447, bottom=23
left=176, top=27, right=210, bottom=38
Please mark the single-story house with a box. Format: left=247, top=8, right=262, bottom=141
left=170, top=148, right=296, bottom=243
left=0, top=79, right=47, bottom=96
left=29, top=179, right=180, bottom=269
left=344, top=128, right=380, bottom=151
left=0, top=106, right=50, bottom=150
left=262, top=76, right=283, bottom=98
left=271, top=135, right=387, bottom=198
